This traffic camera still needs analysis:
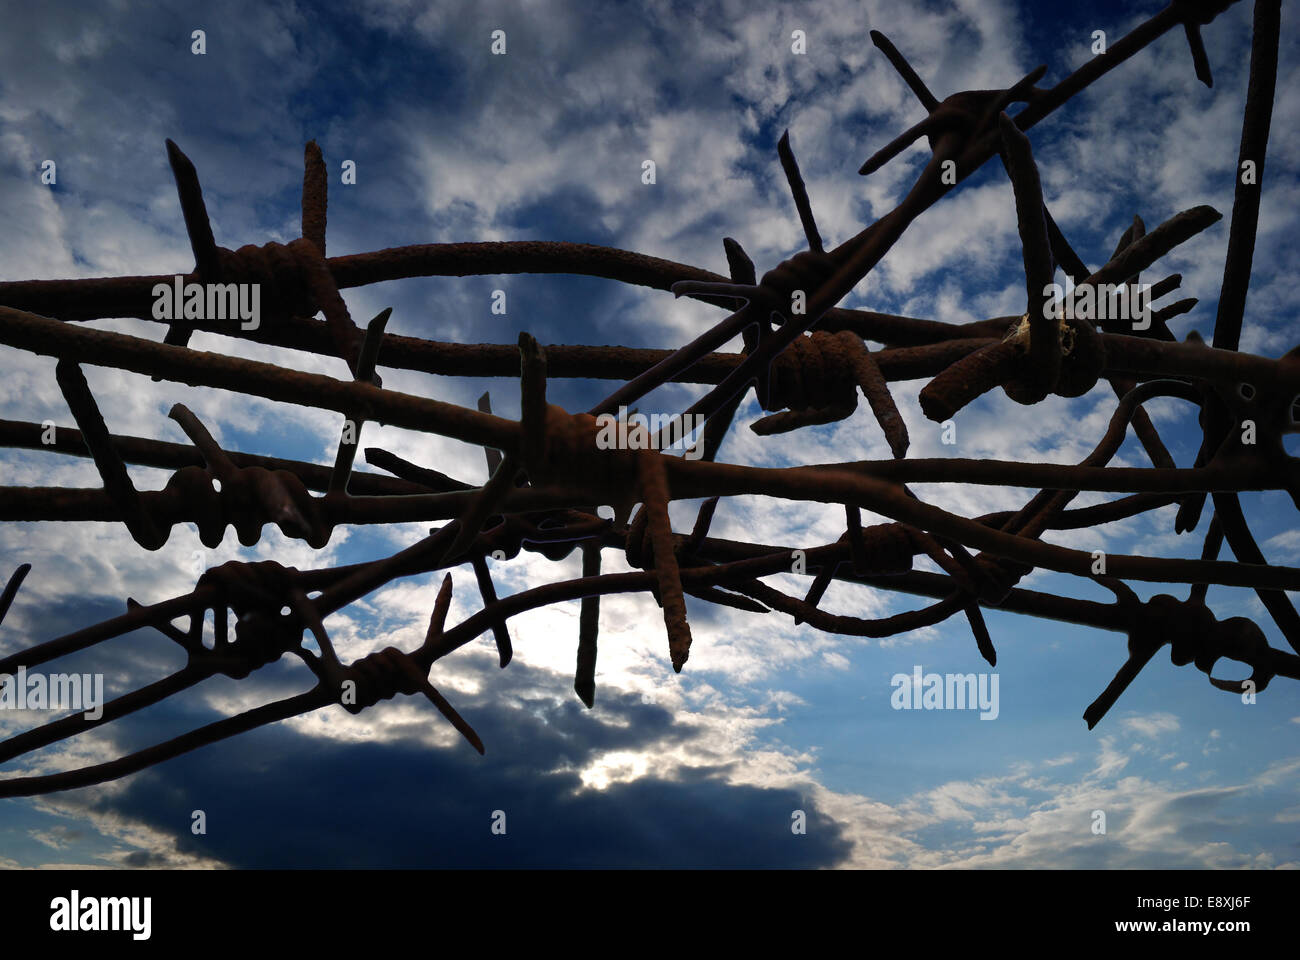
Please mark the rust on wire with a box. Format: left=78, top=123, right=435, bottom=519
left=1, top=0, right=1298, bottom=798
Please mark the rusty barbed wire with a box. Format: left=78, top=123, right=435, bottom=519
left=0, top=0, right=1296, bottom=798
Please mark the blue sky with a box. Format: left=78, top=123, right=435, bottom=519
left=0, top=0, right=1297, bottom=868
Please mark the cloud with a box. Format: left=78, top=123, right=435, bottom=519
left=0, top=0, right=1297, bottom=870
left=1120, top=712, right=1181, bottom=739
left=8, top=653, right=853, bottom=868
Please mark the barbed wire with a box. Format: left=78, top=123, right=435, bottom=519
left=0, top=0, right=1294, bottom=798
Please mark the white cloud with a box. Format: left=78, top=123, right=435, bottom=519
left=1121, top=712, right=1181, bottom=738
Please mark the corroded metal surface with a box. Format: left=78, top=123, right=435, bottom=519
left=0, top=0, right=1295, bottom=797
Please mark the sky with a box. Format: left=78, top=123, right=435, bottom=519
left=0, top=0, right=1297, bottom=869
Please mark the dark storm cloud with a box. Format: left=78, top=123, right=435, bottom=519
left=56, top=659, right=853, bottom=868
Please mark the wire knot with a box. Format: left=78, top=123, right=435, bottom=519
left=338, top=646, right=426, bottom=713
left=1001, top=311, right=1107, bottom=402
left=755, top=249, right=839, bottom=319
left=1135, top=595, right=1275, bottom=693
left=919, top=314, right=1106, bottom=423
left=160, top=462, right=330, bottom=549
left=213, top=237, right=364, bottom=371
left=751, top=330, right=910, bottom=455
left=1086, top=593, right=1279, bottom=729
left=192, top=560, right=304, bottom=678
left=851, top=522, right=919, bottom=575
left=764, top=330, right=859, bottom=414
left=212, top=238, right=320, bottom=319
